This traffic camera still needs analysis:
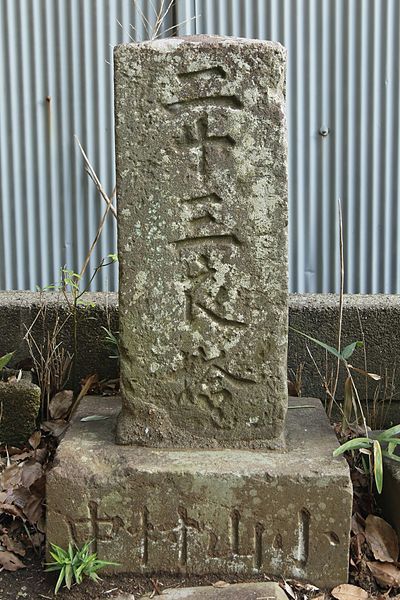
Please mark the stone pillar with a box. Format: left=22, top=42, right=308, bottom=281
left=115, top=36, right=288, bottom=447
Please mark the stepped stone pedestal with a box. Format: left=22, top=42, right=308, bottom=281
left=47, top=35, right=352, bottom=589
left=47, top=396, right=351, bottom=589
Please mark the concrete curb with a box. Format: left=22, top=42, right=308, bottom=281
left=289, top=294, right=399, bottom=412
left=0, top=292, right=398, bottom=410
left=0, top=291, right=119, bottom=390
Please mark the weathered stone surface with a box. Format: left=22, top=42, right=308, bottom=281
left=0, top=380, right=41, bottom=445
left=46, top=396, right=352, bottom=588
left=140, top=582, right=287, bottom=599
left=115, top=36, right=288, bottom=447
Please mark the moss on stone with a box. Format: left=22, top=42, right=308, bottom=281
left=0, top=381, right=41, bottom=445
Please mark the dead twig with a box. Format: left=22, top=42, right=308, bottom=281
left=79, top=187, right=116, bottom=279
left=149, top=577, right=163, bottom=597
left=74, top=136, right=117, bottom=220
left=330, top=198, right=344, bottom=413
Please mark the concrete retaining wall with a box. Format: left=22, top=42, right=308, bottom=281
left=0, top=292, right=119, bottom=390
left=0, top=292, right=398, bottom=411
left=289, top=295, right=399, bottom=420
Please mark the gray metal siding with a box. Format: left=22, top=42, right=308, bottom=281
left=1, top=0, right=399, bottom=292
left=0, top=0, right=173, bottom=290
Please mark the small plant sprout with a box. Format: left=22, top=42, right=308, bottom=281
left=101, top=326, right=119, bottom=360
left=290, top=327, right=381, bottom=429
left=333, top=424, right=400, bottom=494
left=0, top=352, right=14, bottom=371
left=46, top=541, right=119, bottom=594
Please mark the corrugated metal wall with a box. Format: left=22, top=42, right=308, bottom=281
left=1, top=0, right=399, bottom=292
left=0, top=0, right=173, bottom=291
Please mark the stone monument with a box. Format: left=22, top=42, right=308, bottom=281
left=47, top=36, right=352, bottom=589
left=115, top=35, right=288, bottom=448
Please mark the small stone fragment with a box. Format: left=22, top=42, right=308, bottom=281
left=0, top=381, right=41, bottom=446
left=49, top=390, right=74, bottom=420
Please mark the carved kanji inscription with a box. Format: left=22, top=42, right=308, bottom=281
left=65, top=503, right=322, bottom=573
left=115, top=36, right=288, bottom=447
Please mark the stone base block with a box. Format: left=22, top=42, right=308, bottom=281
left=140, top=582, right=287, bottom=599
left=46, top=397, right=352, bottom=589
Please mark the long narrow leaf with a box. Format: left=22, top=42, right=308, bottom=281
left=49, top=550, right=65, bottom=562
left=341, top=341, right=363, bottom=360
left=342, top=376, right=353, bottom=428
left=333, top=437, right=371, bottom=457
left=68, top=542, right=74, bottom=561
left=382, top=451, right=400, bottom=463
left=0, top=352, right=14, bottom=371
left=378, top=437, right=400, bottom=447
left=55, top=566, right=66, bottom=594
left=373, top=440, right=383, bottom=494
left=289, top=327, right=342, bottom=359
left=65, top=564, right=73, bottom=589
left=45, top=564, right=63, bottom=573
left=94, top=560, right=120, bottom=567
left=49, top=543, right=68, bottom=558
left=348, top=365, right=381, bottom=380
left=378, top=424, right=400, bottom=440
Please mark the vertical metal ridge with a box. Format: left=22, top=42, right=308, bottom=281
left=1, top=1, right=399, bottom=292
left=393, top=0, right=400, bottom=291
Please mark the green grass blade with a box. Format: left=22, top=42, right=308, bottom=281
left=379, top=437, right=400, bottom=446
left=49, top=543, right=68, bottom=559
left=55, top=566, right=66, bottom=595
left=289, top=327, right=342, bottom=359
left=65, top=564, right=73, bottom=589
left=94, top=560, right=120, bottom=567
left=373, top=440, right=383, bottom=494
left=378, top=425, right=400, bottom=440
left=341, top=341, right=364, bottom=360
left=333, top=437, right=371, bottom=457
left=0, top=352, right=14, bottom=371
left=45, top=564, right=62, bottom=573
left=382, top=451, right=400, bottom=463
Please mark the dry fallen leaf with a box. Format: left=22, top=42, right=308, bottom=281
left=367, top=561, right=400, bottom=587
left=20, top=461, right=43, bottom=489
left=49, top=390, right=74, bottom=420
left=0, top=534, right=26, bottom=556
left=212, top=581, right=230, bottom=588
left=0, top=464, right=22, bottom=489
left=22, top=495, right=43, bottom=524
left=0, top=503, right=25, bottom=520
left=0, top=550, right=25, bottom=571
left=28, top=530, right=44, bottom=548
left=280, top=581, right=296, bottom=600
left=365, top=515, right=399, bottom=562
left=331, top=583, right=368, bottom=600
left=10, top=451, right=33, bottom=462
left=28, top=430, right=41, bottom=450
left=41, top=420, right=69, bottom=438
left=351, top=513, right=366, bottom=535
